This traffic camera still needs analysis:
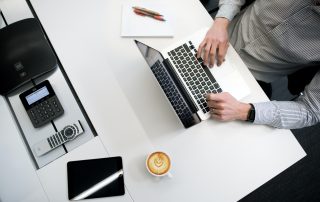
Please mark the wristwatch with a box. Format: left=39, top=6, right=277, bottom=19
left=246, top=103, right=255, bottom=122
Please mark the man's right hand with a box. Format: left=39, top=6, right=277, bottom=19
left=206, top=92, right=251, bottom=121
left=197, top=18, right=230, bottom=67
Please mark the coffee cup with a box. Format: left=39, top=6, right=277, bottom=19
left=146, top=151, right=172, bottom=178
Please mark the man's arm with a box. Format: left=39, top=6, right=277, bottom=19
left=206, top=71, right=320, bottom=129
left=197, top=0, right=246, bottom=67
left=253, top=71, right=320, bottom=129
left=215, top=0, right=246, bottom=21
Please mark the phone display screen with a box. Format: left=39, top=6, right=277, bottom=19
left=25, top=86, right=49, bottom=105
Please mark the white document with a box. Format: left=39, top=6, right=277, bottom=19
left=121, top=2, right=174, bottom=37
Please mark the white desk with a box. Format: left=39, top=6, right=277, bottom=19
left=0, top=0, right=306, bottom=201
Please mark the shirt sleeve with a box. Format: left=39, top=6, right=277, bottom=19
left=215, top=0, right=246, bottom=21
left=252, top=71, right=320, bottom=129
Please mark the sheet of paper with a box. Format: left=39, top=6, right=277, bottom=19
left=121, top=2, right=174, bottom=37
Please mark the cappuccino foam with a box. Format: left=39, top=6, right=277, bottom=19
left=147, top=152, right=171, bottom=175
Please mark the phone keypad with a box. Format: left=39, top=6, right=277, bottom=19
left=27, top=96, right=64, bottom=128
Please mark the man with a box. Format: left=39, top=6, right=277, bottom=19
left=197, top=0, right=320, bottom=129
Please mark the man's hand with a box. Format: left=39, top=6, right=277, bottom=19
left=206, top=92, right=251, bottom=121
left=197, top=18, right=230, bottom=67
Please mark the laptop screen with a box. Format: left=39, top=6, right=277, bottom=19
left=134, top=40, right=164, bottom=68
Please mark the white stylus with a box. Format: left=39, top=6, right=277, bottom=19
left=71, top=169, right=124, bottom=201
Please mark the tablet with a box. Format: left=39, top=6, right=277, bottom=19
left=67, top=157, right=125, bottom=200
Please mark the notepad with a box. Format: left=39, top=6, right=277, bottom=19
left=121, top=2, right=174, bottom=37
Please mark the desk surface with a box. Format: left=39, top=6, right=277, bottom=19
left=1, top=0, right=306, bottom=201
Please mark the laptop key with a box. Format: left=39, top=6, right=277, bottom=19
left=183, top=44, right=191, bottom=52
left=174, top=46, right=182, bottom=52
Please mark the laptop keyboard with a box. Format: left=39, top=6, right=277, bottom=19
left=168, top=41, right=222, bottom=114
left=151, top=60, right=195, bottom=127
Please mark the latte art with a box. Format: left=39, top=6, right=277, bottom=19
left=154, top=158, right=164, bottom=167
left=147, top=152, right=171, bottom=175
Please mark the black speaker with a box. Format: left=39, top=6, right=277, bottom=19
left=0, top=18, right=57, bottom=95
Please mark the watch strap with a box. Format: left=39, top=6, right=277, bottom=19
left=246, top=103, right=255, bottom=122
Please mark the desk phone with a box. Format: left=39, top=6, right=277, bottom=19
left=20, top=80, right=64, bottom=128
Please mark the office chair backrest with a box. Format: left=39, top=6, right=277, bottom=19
left=287, top=66, right=320, bottom=95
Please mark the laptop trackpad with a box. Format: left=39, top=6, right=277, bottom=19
left=209, top=61, right=250, bottom=100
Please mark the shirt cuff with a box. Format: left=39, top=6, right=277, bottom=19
left=252, top=102, right=275, bottom=125
left=215, top=4, right=241, bottom=21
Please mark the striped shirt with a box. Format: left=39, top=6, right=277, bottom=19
left=216, top=0, right=320, bottom=129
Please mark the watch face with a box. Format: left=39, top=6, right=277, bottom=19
left=63, top=126, right=76, bottom=139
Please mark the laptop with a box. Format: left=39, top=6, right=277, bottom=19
left=134, top=28, right=250, bottom=128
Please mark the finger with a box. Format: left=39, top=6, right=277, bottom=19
left=207, top=101, right=225, bottom=110
left=217, top=43, right=228, bottom=66
left=211, top=114, right=223, bottom=121
left=209, top=42, right=218, bottom=68
left=212, top=108, right=223, bottom=115
left=212, top=111, right=230, bottom=121
left=197, top=40, right=206, bottom=58
left=203, top=42, right=213, bottom=66
left=210, top=107, right=224, bottom=115
left=206, top=93, right=225, bottom=102
left=207, top=100, right=218, bottom=108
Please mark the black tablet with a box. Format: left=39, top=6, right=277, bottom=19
left=67, top=157, right=125, bottom=200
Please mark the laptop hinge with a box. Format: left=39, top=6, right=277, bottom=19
left=163, top=59, right=198, bottom=113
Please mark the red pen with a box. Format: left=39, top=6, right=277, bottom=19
left=133, top=9, right=165, bottom=21
left=132, top=6, right=163, bottom=16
